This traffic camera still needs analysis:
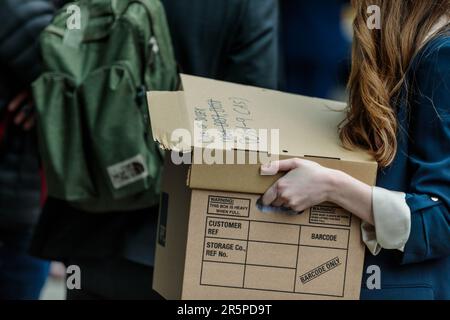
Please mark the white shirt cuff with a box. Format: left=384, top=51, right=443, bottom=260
left=361, top=187, right=411, bottom=256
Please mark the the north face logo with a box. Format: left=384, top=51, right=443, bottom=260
left=107, top=155, right=149, bottom=189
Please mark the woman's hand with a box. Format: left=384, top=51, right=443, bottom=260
left=261, top=158, right=374, bottom=225
left=260, top=159, right=336, bottom=213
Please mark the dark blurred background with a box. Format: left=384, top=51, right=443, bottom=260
left=279, top=0, right=352, bottom=100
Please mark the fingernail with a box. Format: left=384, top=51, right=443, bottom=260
left=261, top=163, right=277, bottom=176
left=261, top=163, right=271, bottom=169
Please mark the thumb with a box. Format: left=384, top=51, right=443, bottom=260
left=260, top=159, right=300, bottom=176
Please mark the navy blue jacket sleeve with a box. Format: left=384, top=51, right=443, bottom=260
left=402, top=38, right=450, bottom=264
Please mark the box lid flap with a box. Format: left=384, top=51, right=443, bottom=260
left=147, top=91, right=193, bottom=152
left=148, top=75, right=378, bottom=193
left=148, top=74, right=374, bottom=162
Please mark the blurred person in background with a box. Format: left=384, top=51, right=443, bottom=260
left=0, top=0, right=54, bottom=300
left=30, top=0, right=279, bottom=300
left=279, top=0, right=351, bottom=99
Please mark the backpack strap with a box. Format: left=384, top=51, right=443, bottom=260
left=111, top=0, right=130, bottom=17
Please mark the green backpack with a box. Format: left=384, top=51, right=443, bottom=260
left=32, top=0, right=179, bottom=212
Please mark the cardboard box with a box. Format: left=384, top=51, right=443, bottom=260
left=147, top=75, right=378, bottom=300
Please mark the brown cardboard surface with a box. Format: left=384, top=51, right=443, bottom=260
left=180, top=191, right=365, bottom=300
left=147, top=75, right=377, bottom=300
left=148, top=74, right=374, bottom=162
left=152, top=154, right=192, bottom=299
left=188, top=154, right=377, bottom=194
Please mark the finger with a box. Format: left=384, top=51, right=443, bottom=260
left=261, top=159, right=301, bottom=175
left=261, top=162, right=279, bottom=176
left=272, top=196, right=286, bottom=207
left=261, top=183, right=278, bottom=206
left=14, top=103, right=33, bottom=125
left=7, top=91, right=29, bottom=112
left=14, top=111, right=27, bottom=125
left=23, top=117, right=35, bottom=131
left=292, top=200, right=310, bottom=214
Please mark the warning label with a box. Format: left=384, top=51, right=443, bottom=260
left=208, top=196, right=250, bottom=217
left=309, top=206, right=351, bottom=227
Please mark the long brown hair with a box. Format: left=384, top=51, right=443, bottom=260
left=340, top=0, right=450, bottom=167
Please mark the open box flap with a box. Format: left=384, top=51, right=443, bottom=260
left=180, top=74, right=374, bottom=162
left=148, top=74, right=374, bottom=162
left=147, top=91, right=193, bottom=152
left=147, top=75, right=378, bottom=193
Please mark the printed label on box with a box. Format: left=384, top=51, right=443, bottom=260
left=200, top=215, right=350, bottom=297
left=207, top=196, right=250, bottom=217
left=309, top=205, right=352, bottom=227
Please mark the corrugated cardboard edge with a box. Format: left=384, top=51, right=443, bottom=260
left=147, top=91, right=192, bottom=152
left=148, top=75, right=377, bottom=163
left=152, top=155, right=192, bottom=299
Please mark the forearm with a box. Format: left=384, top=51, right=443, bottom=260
left=325, top=169, right=413, bottom=255
left=261, top=159, right=411, bottom=254
left=327, top=169, right=374, bottom=225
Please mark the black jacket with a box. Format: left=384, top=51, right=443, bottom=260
left=31, top=0, right=279, bottom=265
left=0, top=0, right=55, bottom=107
left=0, top=0, right=54, bottom=228
left=162, top=0, right=279, bottom=89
